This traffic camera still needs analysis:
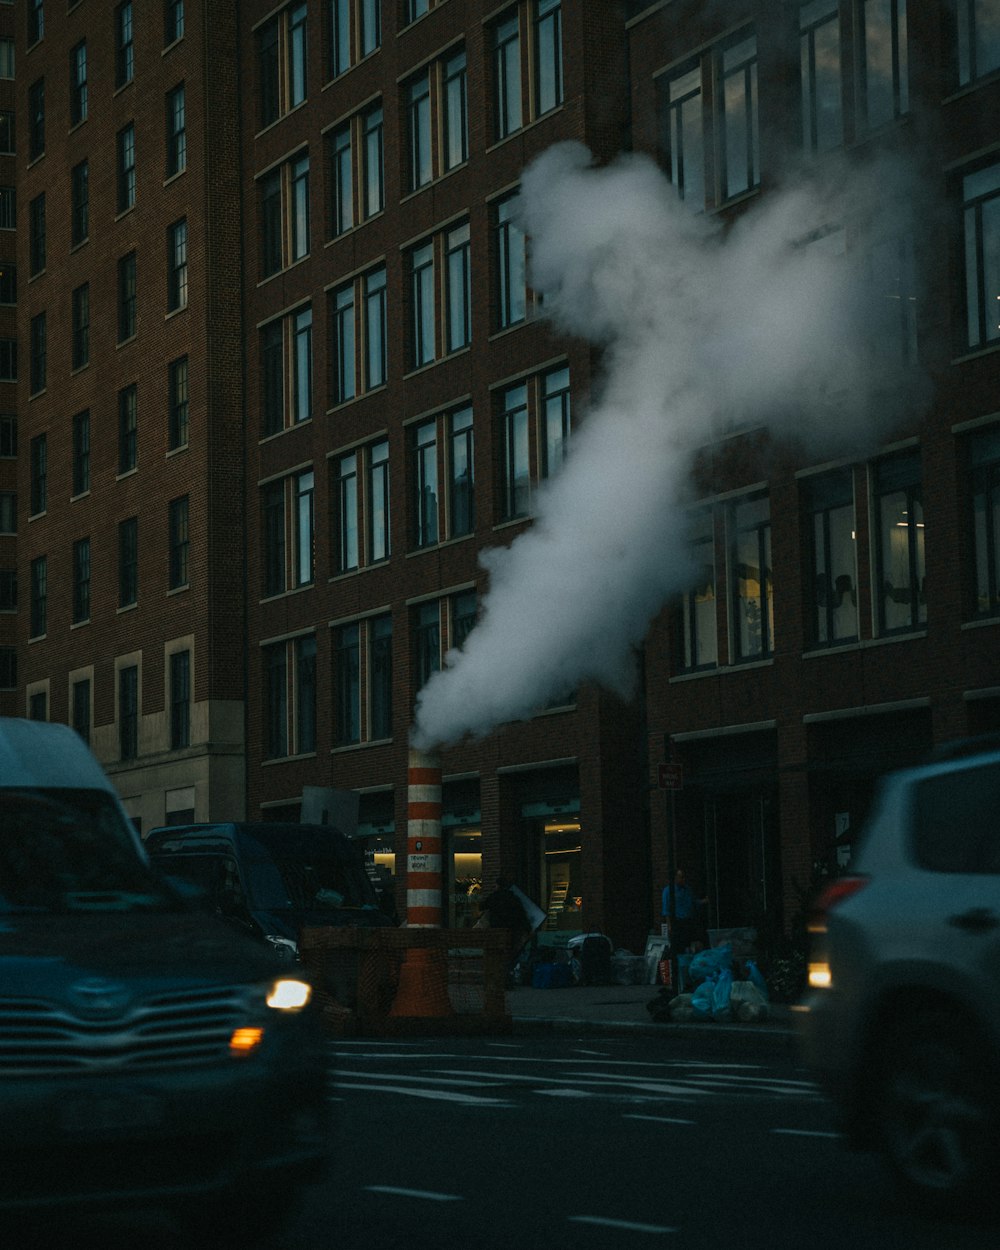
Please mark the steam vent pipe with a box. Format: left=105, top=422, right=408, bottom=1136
left=405, top=747, right=443, bottom=927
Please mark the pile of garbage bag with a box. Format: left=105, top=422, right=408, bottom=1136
left=647, top=946, right=771, bottom=1023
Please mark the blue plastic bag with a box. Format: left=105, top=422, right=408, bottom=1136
left=688, top=944, right=733, bottom=985
left=691, top=978, right=715, bottom=1020
left=746, top=959, right=769, bottom=1000
left=712, top=968, right=733, bottom=1021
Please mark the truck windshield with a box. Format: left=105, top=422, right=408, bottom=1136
left=0, top=788, right=175, bottom=913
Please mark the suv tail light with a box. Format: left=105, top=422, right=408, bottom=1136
left=807, top=875, right=868, bottom=990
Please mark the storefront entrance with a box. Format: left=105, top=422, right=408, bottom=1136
left=701, top=790, right=780, bottom=934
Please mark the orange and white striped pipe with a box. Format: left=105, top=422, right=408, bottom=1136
left=405, top=747, right=442, bottom=927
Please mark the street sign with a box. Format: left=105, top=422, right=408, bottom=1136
left=658, top=762, right=684, bottom=791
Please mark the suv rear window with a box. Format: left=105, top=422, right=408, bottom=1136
left=912, top=762, right=1000, bottom=873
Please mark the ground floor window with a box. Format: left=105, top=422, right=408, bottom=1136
left=537, top=819, right=581, bottom=933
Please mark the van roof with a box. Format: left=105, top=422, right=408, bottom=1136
left=0, top=718, right=114, bottom=792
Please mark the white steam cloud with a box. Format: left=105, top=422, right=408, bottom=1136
left=412, top=142, right=925, bottom=750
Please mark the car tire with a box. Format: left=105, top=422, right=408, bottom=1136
left=875, top=1008, right=998, bottom=1217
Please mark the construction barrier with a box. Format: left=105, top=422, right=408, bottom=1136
left=299, top=926, right=512, bottom=1037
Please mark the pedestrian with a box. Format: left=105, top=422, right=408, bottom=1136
left=476, top=876, right=534, bottom=982
left=661, top=868, right=707, bottom=956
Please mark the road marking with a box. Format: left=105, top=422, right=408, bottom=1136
left=624, top=1114, right=696, bottom=1125
left=570, top=1216, right=676, bottom=1234
left=335, top=1081, right=514, bottom=1107
left=366, top=1186, right=462, bottom=1202
left=571, top=1048, right=611, bottom=1056
left=770, top=1128, right=839, bottom=1139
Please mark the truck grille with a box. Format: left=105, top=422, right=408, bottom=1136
left=0, top=985, right=253, bottom=1074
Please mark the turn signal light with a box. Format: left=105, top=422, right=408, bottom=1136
left=229, top=1027, right=264, bottom=1055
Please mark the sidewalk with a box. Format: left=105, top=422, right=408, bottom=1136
left=506, top=983, right=798, bottom=1042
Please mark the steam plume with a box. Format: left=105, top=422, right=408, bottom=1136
left=412, top=142, right=925, bottom=750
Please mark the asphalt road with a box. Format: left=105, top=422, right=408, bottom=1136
left=16, top=1030, right=998, bottom=1249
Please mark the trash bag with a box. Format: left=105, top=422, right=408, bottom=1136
left=688, top=944, right=733, bottom=985
left=712, top=968, right=733, bottom=1022
left=746, top=959, right=770, bottom=1000
left=691, top=978, right=715, bottom=1020
left=730, top=979, right=769, bottom=1022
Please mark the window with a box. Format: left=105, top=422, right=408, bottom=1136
left=412, top=420, right=438, bottom=547
left=332, top=437, right=390, bottom=573
left=500, top=383, right=530, bottom=520
left=324, top=104, right=382, bottom=234
left=363, top=102, right=384, bottom=217
left=295, top=469, right=314, bottom=586
left=414, top=600, right=441, bottom=688
left=71, top=284, right=89, bottom=370
left=166, top=85, right=186, bottom=176
left=29, top=193, right=45, bottom=275
left=370, top=614, right=392, bottom=739
left=258, top=2, right=307, bottom=129
left=295, top=635, right=316, bottom=754
left=71, top=160, right=88, bottom=246
left=535, top=0, right=563, bottom=115
left=804, top=468, right=857, bottom=646
left=73, top=679, right=91, bottom=743
left=970, top=425, right=1000, bottom=619
left=28, top=79, right=44, bottom=161
left=28, top=0, right=43, bottom=45
left=167, top=219, right=187, bottom=310
left=70, top=41, right=88, bottom=126
left=72, top=411, right=90, bottom=496
left=404, top=47, right=468, bottom=192
left=119, top=664, right=138, bottom=761
left=29, top=434, right=46, bottom=515
left=451, top=589, right=478, bottom=651
left=0, top=414, right=14, bottom=457
left=263, top=642, right=288, bottom=757
left=259, top=152, right=309, bottom=275
left=541, top=366, right=571, bottom=476
left=867, top=234, right=918, bottom=364
left=0, top=490, right=14, bottom=532
left=0, top=337, right=16, bottom=381
left=0, top=41, right=13, bottom=79
left=730, top=493, right=773, bottom=660
left=117, top=124, right=136, bottom=213
left=720, top=34, right=759, bottom=199
left=875, top=450, right=925, bottom=632
left=495, top=193, right=527, bottom=329
left=334, top=622, right=361, bottom=745
left=957, top=0, right=1000, bottom=86
left=858, top=0, right=908, bottom=131
left=329, top=0, right=382, bottom=77
left=329, top=124, right=353, bottom=237
left=165, top=0, right=184, bottom=46
left=410, top=241, right=435, bottom=367
left=29, top=312, right=45, bottom=393
left=116, top=2, right=134, bottom=88
left=406, top=0, right=430, bottom=22
left=0, top=648, right=15, bottom=690
left=801, top=1, right=842, bottom=153
left=169, top=495, right=190, bottom=589
left=261, top=480, right=286, bottom=596
left=259, top=468, right=312, bottom=592
left=262, top=633, right=317, bottom=758
left=119, top=517, right=138, bottom=607
left=29, top=690, right=47, bottom=721
left=0, top=111, right=14, bottom=155
left=494, top=12, right=522, bottom=140
left=72, top=537, right=90, bottom=624
left=963, top=161, right=1000, bottom=350
left=449, top=407, right=475, bottom=537
left=118, top=252, right=136, bottom=341
left=30, top=555, right=46, bottom=637
left=0, top=568, right=14, bottom=610
left=330, top=265, right=386, bottom=403
left=168, top=357, right=189, bottom=449
left=0, top=260, right=15, bottom=304
left=446, top=222, right=471, bottom=352
left=118, top=384, right=137, bottom=473
left=0, top=186, right=14, bottom=230
left=170, top=649, right=191, bottom=749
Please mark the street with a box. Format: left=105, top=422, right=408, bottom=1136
left=16, top=1030, right=998, bottom=1249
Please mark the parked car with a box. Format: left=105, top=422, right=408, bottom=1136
left=0, top=719, right=329, bottom=1241
left=797, top=738, right=1000, bottom=1215
left=144, top=821, right=394, bottom=959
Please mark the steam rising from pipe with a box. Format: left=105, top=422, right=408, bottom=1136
left=412, top=142, right=926, bottom=750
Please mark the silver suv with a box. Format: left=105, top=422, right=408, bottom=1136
left=797, top=740, right=1000, bottom=1215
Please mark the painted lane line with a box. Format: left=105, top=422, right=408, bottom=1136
left=570, top=1216, right=676, bottom=1234
left=429, top=1069, right=699, bottom=1096
left=571, top=1048, right=611, bottom=1056
left=366, top=1186, right=463, bottom=1202
left=624, top=1114, right=696, bottom=1125
left=332, top=1068, right=497, bottom=1088
left=335, top=1081, right=514, bottom=1106
left=770, top=1128, right=840, bottom=1139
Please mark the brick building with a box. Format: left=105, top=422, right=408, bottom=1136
left=8, top=1, right=1000, bottom=954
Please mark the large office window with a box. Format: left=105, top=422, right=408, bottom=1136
left=500, top=383, right=530, bottom=520
left=963, top=161, right=1000, bottom=350
left=295, top=469, right=314, bottom=586
left=363, top=102, right=384, bottom=218
left=414, top=601, right=441, bottom=688
left=169, top=496, right=190, bottom=589
left=329, top=124, right=353, bottom=236
left=331, top=283, right=355, bottom=404
left=679, top=510, right=718, bottom=670
left=290, top=154, right=310, bottom=260
left=412, top=419, right=439, bottom=547
left=260, top=305, right=312, bottom=435
left=334, top=452, right=359, bottom=573
left=444, top=49, right=469, bottom=170
left=263, top=635, right=315, bottom=759
left=334, top=623, right=361, bottom=745
left=72, top=410, right=90, bottom=496
left=262, top=480, right=286, bottom=596
left=494, top=12, right=522, bottom=140
left=957, top=0, right=1000, bottom=86
left=859, top=0, right=908, bottom=131
left=370, top=614, right=392, bottom=740
left=720, top=34, right=758, bottom=199
left=168, top=356, right=189, bottom=450
left=263, top=643, right=288, bottom=758
left=296, top=635, right=316, bottom=755
left=119, top=665, right=138, bottom=761
left=119, top=383, right=137, bottom=473
left=804, top=468, right=858, bottom=647
left=260, top=153, right=309, bottom=273
left=259, top=2, right=307, bottom=127
left=369, top=438, right=390, bottom=562
left=535, top=0, right=563, bottom=115
left=970, top=425, right=1000, bottom=619
left=496, top=193, right=527, bottom=329
left=170, top=649, right=191, bottom=750
left=800, top=1, right=843, bottom=153
left=72, top=537, right=91, bottom=624
left=119, top=517, right=138, bottom=607
left=410, top=242, right=436, bottom=368
left=542, top=366, right=571, bottom=477
left=664, top=64, right=703, bottom=207
left=407, top=70, right=432, bottom=192
left=875, top=450, right=925, bottom=633
left=446, top=222, right=471, bottom=353
left=332, top=438, right=390, bottom=573
left=449, top=406, right=475, bottom=537
left=365, top=267, right=387, bottom=389
left=330, top=0, right=351, bottom=78
left=730, top=493, right=773, bottom=660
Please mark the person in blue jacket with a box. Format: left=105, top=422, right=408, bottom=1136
left=661, top=868, right=707, bottom=955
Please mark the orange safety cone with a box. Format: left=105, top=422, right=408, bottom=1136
left=388, top=946, right=453, bottom=1017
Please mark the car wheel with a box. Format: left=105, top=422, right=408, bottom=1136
left=875, top=1010, right=997, bottom=1216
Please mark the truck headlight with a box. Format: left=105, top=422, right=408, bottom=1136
left=266, top=978, right=312, bottom=1011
